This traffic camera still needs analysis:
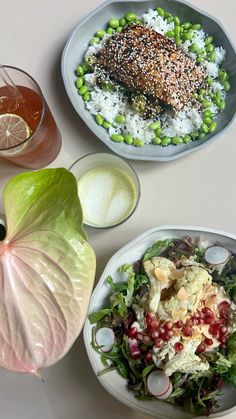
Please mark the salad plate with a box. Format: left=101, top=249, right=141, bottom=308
left=61, top=0, right=236, bottom=162
left=83, top=225, right=236, bottom=418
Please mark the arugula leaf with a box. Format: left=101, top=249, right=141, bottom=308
left=88, top=308, right=112, bottom=324
left=134, top=274, right=148, bottom=290
left=110, top=292, right=127, bottom=317
left=106, top=275, right=128, bottom=293
left=142, top=239, right=174, bottom=261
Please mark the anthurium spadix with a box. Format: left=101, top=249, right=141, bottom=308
left=0, top=168, right=96, bottom=374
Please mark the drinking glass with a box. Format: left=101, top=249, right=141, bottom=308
left=0, top=66, right=62, bottom=169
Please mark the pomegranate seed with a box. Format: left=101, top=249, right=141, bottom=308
left=145, top=351, right=153, bottom=361
left=198, top=311, right=205, bottom=319
left=220, top=325, right=227, bottom=335
left=220, top=343, right=226, bottom=349
left=220, top=335, right=227, bottom=344
left=136, top=333, right=143, bottom=341
left=202, top=307, right=214, bottom=317
left=162, top=333, right=170, bottom=341
left=182, top=326, right=193, bottom=337
left=194, top=312, right=200, bottom=319
left=198, top=318, right=204, bottom=325
left=192, top=317, right=199, bottom=325
left=218, top=318, right=226, bottom=325
left=204, top=338, right=213, bottom=346
left=175, top=320, right=184, bottom=328
left=174, top=342, right=184, bottom=352
left=167, top=330, right=174, bottom=338
left=146, top=312, right=156, bottom=326
left=209, top=323, right=220, bottom=335
left=164, top=321, right=173, bottom=330
left=185, top=319, right=193, bottom=327
left=197, top=343, right=206, bottom=353
left=204, top=316, right=214, bottom=325
left=159, top=327, right=165, bottom=335
left=128, top=327, right=137, bottom=338
left=154, top=338, right=164, bottom=348
left=143, top=335, right=152, bottom=344
left=150, top=320, right=159, bottom=330
left=219, top=301, right=230, bottom=311
left=151, top=331, right=159, bottom=339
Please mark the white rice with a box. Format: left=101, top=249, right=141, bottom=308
left=83, top=9, right=227, bottom=143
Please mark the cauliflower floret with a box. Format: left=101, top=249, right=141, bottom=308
left=176, top=266, right=211, bottom=294
left=163, top=340, right=209, bottom=376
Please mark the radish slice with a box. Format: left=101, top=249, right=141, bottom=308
left=95, top=327, right=115, bottom=352
left=147, top=370, right=172, bottom=399
left=205, top=246, right=230, bottom=265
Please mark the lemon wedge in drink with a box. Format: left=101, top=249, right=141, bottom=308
left=0, top=113, right=31, bottom=150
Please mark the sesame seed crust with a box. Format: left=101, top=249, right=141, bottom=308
left=95, top=24, right=206, bottom=112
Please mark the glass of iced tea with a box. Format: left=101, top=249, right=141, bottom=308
left=0, top=66, right=62, bottom=169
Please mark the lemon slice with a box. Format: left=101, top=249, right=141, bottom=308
left=0, top=113, right=31, bottom=151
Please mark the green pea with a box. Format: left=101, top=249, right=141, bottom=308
left=76, top=65, right=84, bottom=76
left=96, top=29, right=106, bottom=38
left=172, top=136, right=183, bottom=145
left=209, top=121, right=217, bottom=133
left=199, top=88, right=206, bottom=96
left=152, top=137, right=162, bottom=145
left=205, top=35, right=213, bottom=45
left=119, top=17, right=126, bottom=27
left=125, top=12, right=137, bottom=22
left=136, top=19, right=144, bottom=24
left=191, top=132, right=198, bottom=140
left=164, top=11, right=172, bottom=19
left=76, top=77, right=84, bottom=89
left=206, top=43, right=214, bottom=53
left=198, top=95, right=205, bottom=102
left=161, top=137, right=171, bottom=146
left=115, top=114, right=126, bottom=124
left=111, top=134, right=124, bottom=142
left=175, top=36, right=182, bottom=46
left=202, top=100, right=212, bottom=108
left=124, top=134, right=133, bottom=145
left=197, top=57, right=205, bottom=63
left=183, top=135, right=192, bottom=143
left=207, top=77, right=213, bottom=86
left=191, top=23, right=202, bottom=30
left=209, top=51, right=216, bottom=62
left=166, top=30, right=175, bottom=38
left=201, top=123, right=209, bottom=134
left=174, top=16, right=180, bottom=25
left=116, top=26, right=123, bottom=33
left=203, top=116, right=212, bottom=125
left=199, top=132, right=206, bottom=140
left=203, top=110, right=213, bottom=118
left=189, top=43, right=197, bottom=53
left=174, top=26, right=181, bottom=36
left=133, top=138, right=144, bottom=147
left=83, top=91, right=91, bottom=102
left=183, top=22, right=192, bottom=30
left=218, top=70, right=228, bottom=83
left=78, top=85, right=88, bottom=95
left=166, top=16, right=173, bottom=24
left=182, top=31, right=193, bottom=41
left=223, top=81, right=230, bottom=92
left=219, top=100, right=226, bottom=111
left=109, top=18, right=120, bottom=28
left=89, top=37, right=100, bottom=46
left=155, top=128, right=162, bottom=136
left=106, top=27, right=115, bottom=34
left=156, top=7, right=165, bottom=17
left=192, top=93, right=198, bottom=99
left=209, top=92, right=214, bottom=99
left=95, top=114, right=104, bottom=126
left=197, top=48, right=207, bottom=57
left=103, top=121, right=112, bottom=129
left=149, top=121, right=161, bottom=130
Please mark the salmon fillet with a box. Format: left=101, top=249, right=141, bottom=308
left=96, top=25, right=206, bottom=112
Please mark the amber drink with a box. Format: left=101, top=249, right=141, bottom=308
left=0, top=66, right=62, bottom=169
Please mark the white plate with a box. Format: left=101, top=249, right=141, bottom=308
left=83, top=225, right=236, bottom=419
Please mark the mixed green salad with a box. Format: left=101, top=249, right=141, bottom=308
left=89, top=237, right=236, bottom=416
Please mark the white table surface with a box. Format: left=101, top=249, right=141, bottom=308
left=0, top=0, right=236, bottom=418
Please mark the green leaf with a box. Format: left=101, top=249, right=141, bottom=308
left=110, top=292, right=127, bottom=317
left=228, top=364, right=236, bottom=387
left=227, top=332, right=236, bottom=364
left=88, top=309, right=112, bottom=324
left=142, top=239, right=174, bottom=261
left=106, top=276, right=128, bottom=293
left=134, top=274, right=148, bottom=290
left=142, top=364, right=155, bottom=378
left=0, top=168, right=96, bottom=374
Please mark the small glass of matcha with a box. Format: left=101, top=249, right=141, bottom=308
left=69, top=153, right=140, bottom=228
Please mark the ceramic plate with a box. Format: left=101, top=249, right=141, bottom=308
left=62, top=0, right=236, bottom=161
left=83, top=225, right=236, bottom=419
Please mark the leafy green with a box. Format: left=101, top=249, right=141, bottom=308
left=106, top=276, right=127, bottom=293
left=88, top=309, right=112, bottom=324
left=110, top=292, right=128, bottom=317
left=134, top=274, right=148, bottom=290
left=142, top=238, right=174, bottom=261
left=228, top=364, right=236, bottom=387
left=213, top=353, right=232, bottom=374
left=119, top=264, right=135, bottom=307
left=227, top=332, right=236, bottom=364
left=142, top=364, right=155, bottom=378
